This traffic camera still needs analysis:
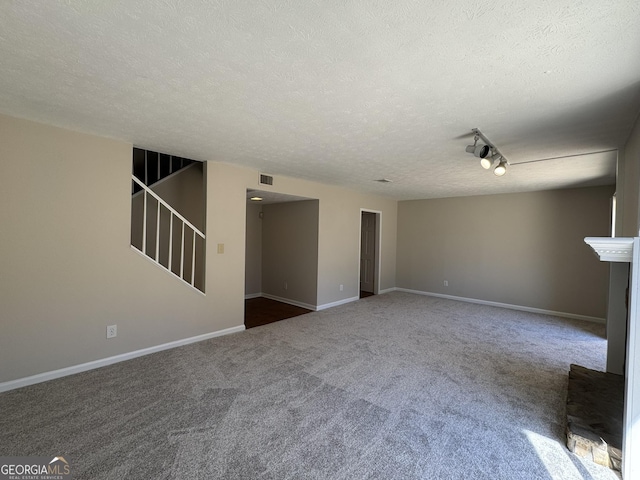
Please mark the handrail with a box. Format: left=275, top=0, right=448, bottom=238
left=132, top=175, right=205, bottom=238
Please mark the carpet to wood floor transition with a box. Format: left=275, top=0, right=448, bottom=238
left=244, top=296, right=312, bottom=329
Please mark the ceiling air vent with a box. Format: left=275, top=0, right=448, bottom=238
left=259, top=173, right=274, bottom=186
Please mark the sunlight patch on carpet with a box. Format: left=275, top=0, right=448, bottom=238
left=524, top=430, right=583, bottom=480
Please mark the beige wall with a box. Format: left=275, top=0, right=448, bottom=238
left=262, top=200, right=319, bottom=306
left=244, top=203, right=263, bottom=296
left=151, top=162, right=205, bottom=231
left=397, top=186, right=614, bottom=318
left=0, top=113, right=398, bottom=383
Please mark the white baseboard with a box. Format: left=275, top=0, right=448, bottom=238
left=395, top=288, right=606, bottom=324
left=378, top=287, right=397, bottom=295
left=250, top=293, right=360, bottom=312
left=261, top=293, right=317, bottom=311
left=316, top=296, right=360, bottom=311
left=0, top=325, right=245, bottom=393
left=244, top=292, right=262, bottom=300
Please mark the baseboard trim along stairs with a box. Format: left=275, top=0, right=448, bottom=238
left=0, top=325, right=245, bottom=393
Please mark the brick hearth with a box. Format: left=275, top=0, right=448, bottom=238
left=566, top=364, right=624, bottom=472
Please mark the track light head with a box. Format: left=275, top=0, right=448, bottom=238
left=494, top=160, right=507, bottom=176
left=466, top=143, right=490, bottom=158
left=481, top=152, right=502, bottom=170
left=479, top=157, right=492, bottom=169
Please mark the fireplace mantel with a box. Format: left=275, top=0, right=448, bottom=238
left=585, top=237, right=634, bottom=262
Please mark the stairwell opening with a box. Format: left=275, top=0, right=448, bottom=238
left=130, top=148, right=207, bottom=293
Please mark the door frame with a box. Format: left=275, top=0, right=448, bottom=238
left=358, top=209, right=382, bottom=295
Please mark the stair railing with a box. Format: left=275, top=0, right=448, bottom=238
left=131, top=175, right=205, bottom=292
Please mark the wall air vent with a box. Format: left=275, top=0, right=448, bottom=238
left=259, top=174, right=274, bottom=186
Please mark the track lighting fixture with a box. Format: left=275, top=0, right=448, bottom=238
left=466, top=128, right=509, bottom=176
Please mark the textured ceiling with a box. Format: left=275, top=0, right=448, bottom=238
left=1, top=1, right=639, bottom=199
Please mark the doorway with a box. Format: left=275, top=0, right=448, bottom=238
left=244, top=189, right=319, bottom=327
left=360, top=210, right=381, bottom=299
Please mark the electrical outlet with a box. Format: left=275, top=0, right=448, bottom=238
left=444, top=280, right=449, bottom=287
left=340, top=284, right=344, bottom=291
left=106, top=325, right=117, bottom=339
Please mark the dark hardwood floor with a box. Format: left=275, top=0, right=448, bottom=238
left=360, top=290, right=374, bottom=298
left=244, top=297, right=312, bottom=329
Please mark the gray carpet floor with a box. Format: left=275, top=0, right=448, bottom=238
left=0, top=292, right=621, bottom=479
